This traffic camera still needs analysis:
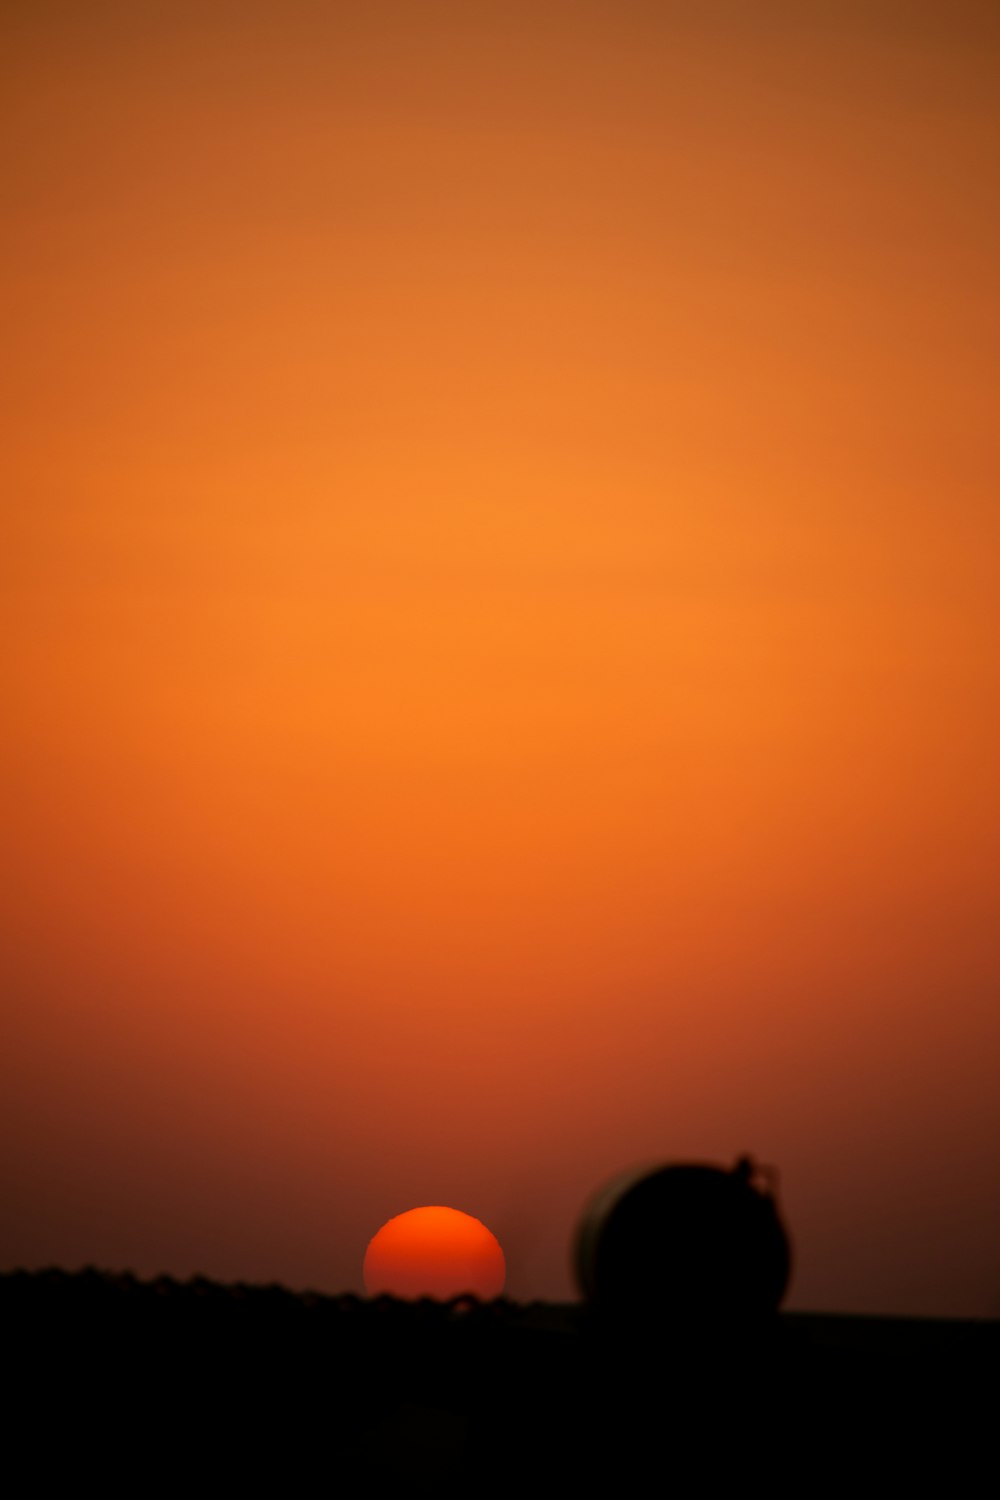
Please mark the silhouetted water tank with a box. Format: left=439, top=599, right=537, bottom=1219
left=575, top=1157, right=791, bottom=1321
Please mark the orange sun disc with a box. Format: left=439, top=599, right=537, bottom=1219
left=363, top=1205, right=506, bottom=1300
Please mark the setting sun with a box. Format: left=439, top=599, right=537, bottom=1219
left=364, top=1207, right=506, bottom=1301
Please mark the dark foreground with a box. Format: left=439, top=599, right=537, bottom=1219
left=4, top=1269, right=995, bottom=1491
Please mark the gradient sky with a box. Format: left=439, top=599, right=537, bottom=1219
left=3, top=2, right=998, bottom=1316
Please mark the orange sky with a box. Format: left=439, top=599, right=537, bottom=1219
left=2, top=2, right=999, bottom=1315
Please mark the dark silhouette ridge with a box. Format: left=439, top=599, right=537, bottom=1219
left=3, top=1161, right=996, bottom=1491
left=3, top=1266, right=995, bottom=1491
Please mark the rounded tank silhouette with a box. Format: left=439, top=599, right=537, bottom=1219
left=575, top=1156, right=791, bottom=1320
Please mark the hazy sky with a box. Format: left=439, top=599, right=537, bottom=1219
left=3, top=2, right=999, bottom=1315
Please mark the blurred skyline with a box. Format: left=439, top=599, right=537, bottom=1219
left=2, top=2, right=999, bottom=1315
